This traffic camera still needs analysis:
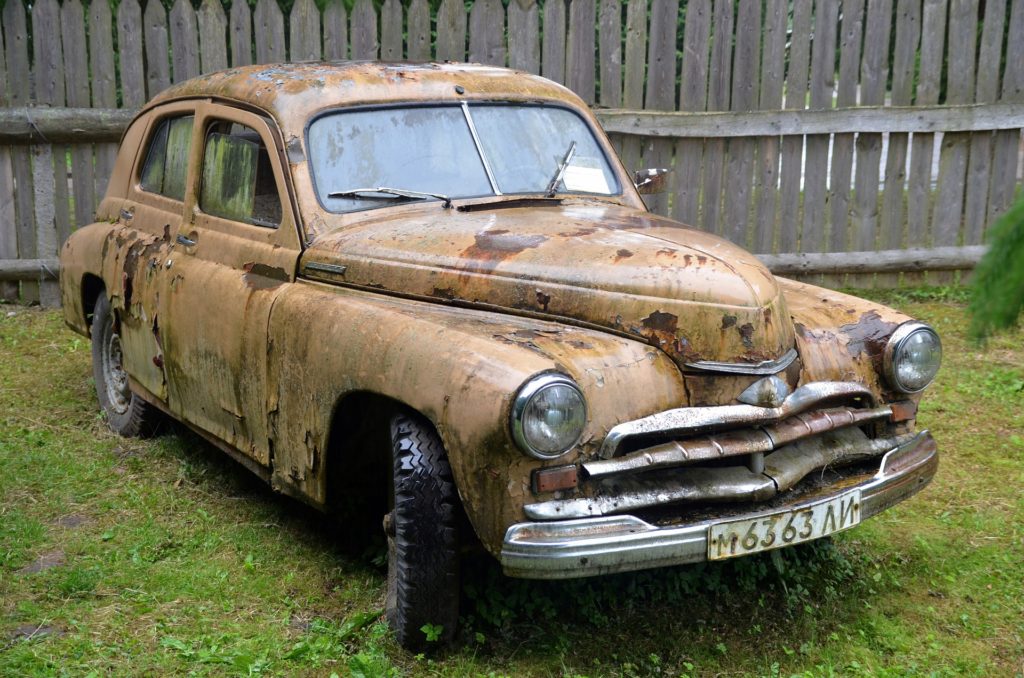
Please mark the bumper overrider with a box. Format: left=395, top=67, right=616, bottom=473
left=501, top=430, right=937, bottom=579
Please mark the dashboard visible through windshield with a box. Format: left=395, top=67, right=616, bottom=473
left=307, top=103, right=621, bottom=213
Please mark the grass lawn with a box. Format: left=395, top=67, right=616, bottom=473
left=1, top=289, right=1022, bottom=677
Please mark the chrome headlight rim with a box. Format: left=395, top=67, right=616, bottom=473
left=883, top=321, right=942, bottom=394
left=511, top=372, right=587, bottom=460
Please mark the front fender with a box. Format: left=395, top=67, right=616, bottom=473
left=779, top=278, right=917, bottom=403
left=266, top=279, right=687, bottom=554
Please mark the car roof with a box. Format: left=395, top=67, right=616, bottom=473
left=148, top=61, right=584, bottom=137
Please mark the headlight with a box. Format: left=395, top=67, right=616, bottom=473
left=884, top=322, right=942, bottom=393
left=511, top=373, right=587, bottom=459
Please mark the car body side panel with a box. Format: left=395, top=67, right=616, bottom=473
left=266, top=279, right=688, bottom=554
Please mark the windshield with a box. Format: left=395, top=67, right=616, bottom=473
left=307, top=103, right=620, bottom=213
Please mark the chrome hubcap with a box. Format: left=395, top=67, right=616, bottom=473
left=104, top=330, right=130, bottom=414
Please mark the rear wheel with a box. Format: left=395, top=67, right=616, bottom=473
left=385, top=412, right=460, bottom=651
left=90, top=295, right=159, bottom=437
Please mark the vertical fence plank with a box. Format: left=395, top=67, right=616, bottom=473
left=988, top=0, right=1024, bottom=220
left=826, top=0, right=865, bottom=267
left=700, top=0, right=734, bottom=232
left=436, top=0, right=466, bottom=62
left=723, top=0, right=762, bottom=248
left=254, top=0, right=286, bottom=64
left=642, top=0, right=677, bottom=216
left=469, top=0, right=506, bottom=66
left=850, top=0, right=892, bottom=287
left=32, top=0, right=66, bottom=307
left=407, top=0, right=430, bottom=61
left=875, top=0, right=922, bottom=287
left=598, top=0, right=622, bottom=109
left=541, top=0, right=566, bottom=84
left=198, top=0, right=228, bottom=73
left=89, top=0, right=117, bottom=205
left=932, top=0, right=977, bottom=277
left=170, top=0, right=201, bottom=83
left=905, top=0, right=946, bottom=280
left=350, top=0, right=378, bottom=59
left=799, top=0, right=838, bottom=258
left=323, top=0, right=348, bottom=61
left=617, top=0, right=647, bottom=178
left=143, top=0, right=171, bottom=96
left=117, top=0, right=145, bottom=107
left=230, top=0, right=254, bottom=66
left=61, top=0, right=95, bottom=232
left=566, top=0, right=596, bottom=104
left=672, top=0, right=711, bottom=226
left=777, top=0, right=812, bottom=254
left=0, top=19, right=16, bottom=301
left=380, top=0, right=402, bottom=61
left=290, top=0, right=322, bottom=62
left=961, top=0, right=1006, bottom=246
left=507, top=0, right=540, bottom=74
left=3, top=0, right=35, bottom=302
left=752, top=0, right=787, bottom=252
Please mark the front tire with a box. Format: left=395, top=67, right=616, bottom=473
left=385, top=412, right=460, bottom=651
left=90, top=295, right=159, bottom=437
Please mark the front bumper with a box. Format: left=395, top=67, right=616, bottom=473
left=501, top=430, right=937, bottom=579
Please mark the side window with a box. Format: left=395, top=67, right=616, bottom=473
left=199, top=121, right=282, bottom=228
left=140, top=116, right=194, bottom=201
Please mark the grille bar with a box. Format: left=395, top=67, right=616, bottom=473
left=598, top=382, right=876, bottom=458
left=584, top=405, right=893, bottom=479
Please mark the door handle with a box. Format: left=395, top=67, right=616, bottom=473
left=176, top=234, right=197, bottom=247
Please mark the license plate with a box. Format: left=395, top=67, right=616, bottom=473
left=707, top=490, right=862, bottom=561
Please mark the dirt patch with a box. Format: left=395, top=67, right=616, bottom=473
left=54, top=514, right=91, bottom=529
left=6, top=624, right=64, bottom=644
left=19, top=549, right=66, bottom=574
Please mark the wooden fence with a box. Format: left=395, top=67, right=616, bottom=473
left=1, top=0, right=1022, bottom=305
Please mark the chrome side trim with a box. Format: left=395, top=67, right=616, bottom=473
left=502, top=431, right=936, bottom=579
left=685, top=347, right=799, bottom=375
left=598, top=381, right=876, bottom=458
left=304, top=261, right=348, bottom=276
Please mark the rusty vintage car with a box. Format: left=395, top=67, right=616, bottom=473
left=59, top=62, right=941, bottom=649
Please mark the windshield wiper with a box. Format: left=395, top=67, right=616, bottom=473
left=327, top=186, right=453, bottom=208
left=545, top=141, right=577, bottom=197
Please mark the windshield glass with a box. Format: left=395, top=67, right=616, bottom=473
left=307, top=103, right=619, bottom=213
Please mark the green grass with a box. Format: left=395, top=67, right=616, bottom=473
left=1, top=292, right=1022, bottom=677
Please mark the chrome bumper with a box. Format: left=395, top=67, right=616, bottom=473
left=501, top=431, right=937, bottom=579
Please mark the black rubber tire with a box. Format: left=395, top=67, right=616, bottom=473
left=90, top=295, right=160, bottom=437
left=385, top=412, right=460, bottom=651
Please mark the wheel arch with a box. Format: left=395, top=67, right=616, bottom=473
left=81, top=273, right=106, bottom=336
left=321, top=390, right=446, bottom=516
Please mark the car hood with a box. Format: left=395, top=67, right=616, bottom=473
left=300, top=202, right=795, bottom=367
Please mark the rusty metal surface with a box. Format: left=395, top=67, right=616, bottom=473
left=584, top=404, right=894, bottom=478
left=503, top=431, right=937, bottom=578
left=56, top=62, right=939, bottom=558
left=597, top=381, right=875, bottom=458
left=527, top=428, right=916, bottom=520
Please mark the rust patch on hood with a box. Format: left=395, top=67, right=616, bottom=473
left=459, top=231, right=548, bottom=275
left=840, top=310, right=900, bottom=368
